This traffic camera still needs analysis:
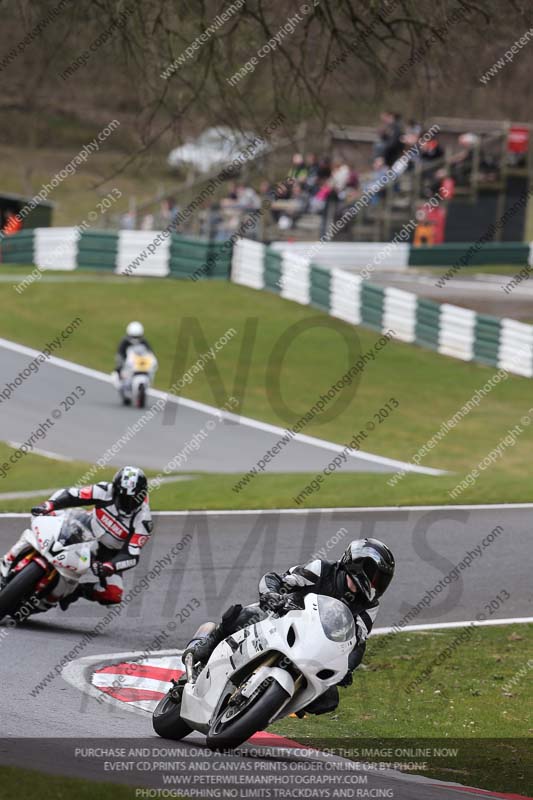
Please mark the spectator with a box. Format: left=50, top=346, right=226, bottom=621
left=403, top=118, right=422, bottom=146
left=140, top=213, right=154, bottom=230
left=376, top=111, right=405, bottom=167
left=330, top=159, right=351, bottom=193
left=420, top=135, right=445, bottom=164
left=161, top=195, right=180, bottom=226
left=304, top=153, right=320, bottom=192
left=364, top=157, right=389, bottom=203
left=450, top=133, right=479, bottom=186
left=2, top=209, right=22, bottom=235
left=316, top=156, right=332, bottom=183
left=236, top=183, right=261, bottom=210
left=288, top=153, right=308, bottom=184
left=419, top=134, right=446, bottom=194
left=221, top=181, right=239, bottom=206
left=120, top=211, right=136, bottom=230
left=309, top=181, right=332, bottom=214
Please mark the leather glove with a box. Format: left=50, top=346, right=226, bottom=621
left=337, top=670, right=353, bottom=688
left=31, top=501, right=54, bottom=516
left=259, top=591, right=288, bottom=612
left=91, top=560, right=115, bottom=579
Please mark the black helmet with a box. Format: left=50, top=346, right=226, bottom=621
left=340, top=538, right=395, bottom=602
left=112, top=466, right=147, bottom=514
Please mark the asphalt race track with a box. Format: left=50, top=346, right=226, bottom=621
left=0, top=340, right=438, bottom=476
left=0, top=507, right=531, bottom=799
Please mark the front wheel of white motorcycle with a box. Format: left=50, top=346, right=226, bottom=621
left=206, top=678, right=290, bottom=751
left=0, top=560, right=46, bottom=622
left=152, top=689, right=192, bottom=740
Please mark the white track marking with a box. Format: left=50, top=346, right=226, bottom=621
left=1, top=502, right=533, bottom=519
left=0, top=336, right=447, bottom=475
left=0, top=487, right=61, bottom=501
left=6, top=441, right=74, bottom=461
left=373, top=617, right=533, bottom=634
left=0, top=475, right=195, bottom=502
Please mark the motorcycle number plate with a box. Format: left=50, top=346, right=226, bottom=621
left=133, top=356, right=152, bottom=371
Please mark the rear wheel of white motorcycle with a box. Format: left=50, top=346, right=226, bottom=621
left=0, top=561, right=46, bottom=622
left=152, top=690, right=192, bottom=740
left=206, top=678, right=290, bottom=751
left=137, top=383, right=146, bottom=409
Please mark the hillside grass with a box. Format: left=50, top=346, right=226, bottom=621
left=1, top=275, right=533, bottom=507
left=0, top=142, right=171, bottom=227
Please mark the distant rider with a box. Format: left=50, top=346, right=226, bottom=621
left=183, top=538, right=395, bottom=715
left=0, top=467, right=153, bottom=609
left=114, top=321, right=154, bottom=380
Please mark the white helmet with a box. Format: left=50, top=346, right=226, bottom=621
left=126, top=321, right=144, bottom=339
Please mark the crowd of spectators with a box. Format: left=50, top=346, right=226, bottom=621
left=125, top=113, right=508, bottom=239
left=215, top=112, right=459, bottom=236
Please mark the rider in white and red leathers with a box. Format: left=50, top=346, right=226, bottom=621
left=0, top=466, right=152, bottom=608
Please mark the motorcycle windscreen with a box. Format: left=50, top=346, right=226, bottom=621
left=58, top=512, right=94, bottom=545
left=129, top=344, right=154, bottom=372
left=317, top=595, right=356, bottom=643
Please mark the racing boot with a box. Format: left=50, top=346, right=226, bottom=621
left=183, top=604, right=243, bottom=667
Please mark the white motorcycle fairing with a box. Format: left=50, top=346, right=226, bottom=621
left=16, top=513, right=100, bottom=605
left=180, top=593, right=356, bottom=734
left=119, top=344, right=158, bottom=405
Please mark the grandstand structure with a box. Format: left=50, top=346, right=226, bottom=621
left=108, top=116, right=532, bottom=247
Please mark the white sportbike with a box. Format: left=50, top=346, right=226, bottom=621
left=116, top=344, right=158, bottom=409
left=152, top=593, right=356, bottom=750
left=0, top=510, right=101, bottom=623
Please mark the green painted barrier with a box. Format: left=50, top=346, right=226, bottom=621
left=264, top=249, right=282, bottom=293
left=310, top=264, right=331, bottom=311
left=361, top=283, right=384, bottom=330
left=415, top=298, right=441, bottom=349
left=473, top=314, right=501, bottom=366
left=409, top=242, right=529, bottom=267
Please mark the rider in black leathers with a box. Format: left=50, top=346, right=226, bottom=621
left=184, top=538, right=395, bottom=715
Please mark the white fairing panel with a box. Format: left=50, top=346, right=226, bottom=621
left=180, top=593, right=355, bottom=732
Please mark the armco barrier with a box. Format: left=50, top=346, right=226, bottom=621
left=0, top=229, right=35, bottom=263
left=271, top=240, right=530, bottom=271
left=270, top=241, right=411, bottom=271
left=231, top=239, right=533, bottom=378
left=408, top=242, right=530, bottom=267
left=34, top=227, right=79, bottom=271
left=169, top=235, right=231, bottom=279
left=3, top=226, right=533, bottom=377
left=77, top=231, right=118, bottom=270
left=116, top=230, right=171, bottom=277
left=0, top=228, right=231, bottom=279
left=3, top=229, right=531, bottom=275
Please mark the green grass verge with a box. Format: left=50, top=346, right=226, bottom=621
left=0, top=766, right=149, bottom=800
left=2, top=275, right=533, bottom=508
left=272, top=624, right=533, bottom=794
left=1, top=457, right=532, bottom=513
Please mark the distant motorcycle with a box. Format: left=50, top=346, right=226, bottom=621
left=0, top=510, right=100, bottom=624
left=152, top=593, right=356, bottom=750
left=116, top=344, right=157, bottom=409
